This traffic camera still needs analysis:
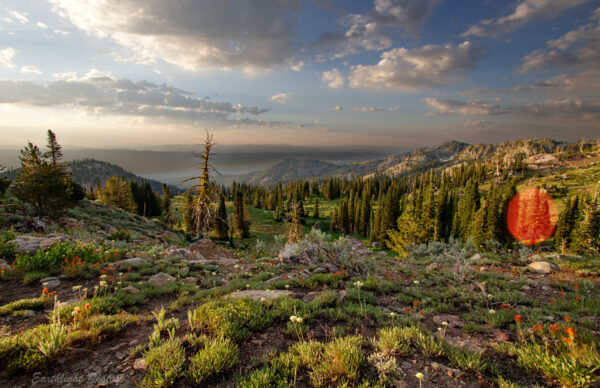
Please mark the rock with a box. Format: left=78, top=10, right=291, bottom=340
left=182, top=277, right=198, bottom=285
left=40, top=276, right=61, bottom=289
left=313, top=267, right=328, bottom=274
left=338, top=290, right=347, bottom=302
left=10, top=236, right=44, bottom=254
left=470, top=253, right=483, bottom=261
left=491, top=329, right=513, bottom=342
left=30, top=217, right=47, bottom=232
left=165, top=248, right=193, bottom=259
left=225, top=289, right=293, bottom=302
left=265, top=275, right=286, bottom=284
left=279, top=243, right=320, bottom=267
left=302, top=291, right=322, bottom=303
left=109, top=343, right=129, bottom=352
left=370, top=242, right=380, bottom=248
left=528, top=261, right=559, bottom=274
left=444, top=335, right=483, bottom=353
left=114, top=257, right=149, bottom=266
left=522, top=285, right=532, bottom=291
left=178, top=266, right=190, bottom=277
left=345, top=237, right=374, bottom=256
left=39, top=235, right=72, bottom=250
left=189, top=239, right=237, bottom=261
left=122, top=285, right=140, bottom=294
left=148, top=272, right=176, bottom=288
left=133, top=358, right=147, bottom=371
left=426, top=262, right=440, bottom=271
left=56, top=299, right=80, bottom=309
left=433, top=314, right=464, bottom=328
left=187, top=259, right=218, bottom=266
left=115, top=351, right=127, bottom=360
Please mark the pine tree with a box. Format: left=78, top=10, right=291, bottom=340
left=471, top=200, right=488, bottom=250
left=43, top=129, right=63, bottom=167
left=213, top=193, right=229, bottom=239
left=161, top=183, right=173, bottom=227
left=182, top=191, right=196, bottom=235
left=572, top=199, right=600, bottom=253
left=313, top=196, right=319, bottom=219
left=233, top=191, right=250, bottom=238
left=12, top=140, right=72, bottom=216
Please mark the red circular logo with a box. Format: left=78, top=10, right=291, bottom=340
left=506, top=188, right=558, bottom=246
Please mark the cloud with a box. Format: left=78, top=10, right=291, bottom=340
left=520, top=7, right=600, bottom=72
left=21, top=65, right=42, bottom=74
left=322, top=68, right=345, bottom=88
left=48, top=0, right=301, bottom=70
left=6, top=9, right=29, bottom=24
left=311, top=0, right=441, bottom=59
left=424, top=98, right=501, bottom=116
left=351, top=106, right=399, bottom=112
left=0, top=70, right=272, bottom=124
left=0, top=47, right=16, bottom=67
left=334, top=105, right=343, bottom=111
left=462, top=0, right=590, bottom=37
left=270, top=93, right=290, bottom=104
left=349, top=41, right=482, bottom=91
left=36, top=21, right=48, bottom=29
left=461, top=119, right=490, bottom=128
left=512, top=98, right=600, bottom=120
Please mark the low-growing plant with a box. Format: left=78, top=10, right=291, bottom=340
left=142, top=338, right=186, bottom=388
left=373, top=326, right=413, bottom=356
left=186, top=336, right=239, bottom=384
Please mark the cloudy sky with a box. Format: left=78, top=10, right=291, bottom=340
left=0, top=0, right=599, bottom=148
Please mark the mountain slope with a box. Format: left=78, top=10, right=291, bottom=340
left=2, top=159, right=179, bottom=194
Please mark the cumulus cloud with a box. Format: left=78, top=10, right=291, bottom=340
left=462, top=0, right=590, bottom=37
left=520, top=7, right=600, bottom=72
left=349, top=41, right=482, bottom=91
left=0, top=70, right=272, bottom=124
left=311, top=0, right=440, bottom=59
left=270, top=93, right=290, bottom=104
left=48, top=0, right=301, bottom=70
left=322, top=68, right=345, bottom=88
left=0, top=47, right=16, bottom=67
left=36, top=21, right=48, bottom=29
left=21, top=65, right=42, bottom=74
left=334, top=105, right=343, bottom=111
left=424, top=98, right=501, bottom=116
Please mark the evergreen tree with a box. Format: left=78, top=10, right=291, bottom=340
left=12, top=141, right=72, bottom=216
left=213, top=193, right=229, bottom=239
left=43, top=129, right=63, bottom=167
left=100, top=176, right=135, bottom=211
left=313, top=196, right=319, bottom=219
left=233, top=191, right=251, bottom=238
left=572, top=199, right=600, bottom=253
left=182, top=191, right=196, bottom=235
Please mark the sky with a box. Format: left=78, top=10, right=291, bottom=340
left=0, top=0, right=599, bottom=149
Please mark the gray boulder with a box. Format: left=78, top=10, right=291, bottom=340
left=40, top=276, right=61, bottom=290
left=528, top=261, right=559, bottom=274
left=225, top=289, right=293, bottom=302
left=148, top=272, right=176, bottom=288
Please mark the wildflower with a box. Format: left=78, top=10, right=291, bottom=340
left=73, top=285, right=82, bottom=291
left=415, top=372, right=425, bottom=388
left=442, top=321, right=448, bottom=327
left=575, top=296, right=581, bottom=301
left=565, top=327, right=576, bottom=339
left=551, top=298, right=556, bottom=303
left=560, top=290, right=565, bottom=295
left=413, top=280, right=420, bottom=285
left=412, top=301, right=419, bottom=307
left=354, top=281, right=363, bottom=289
left=564, top=315, right=571, bottom=322
left=404, top=307, right=410, bottom=312
left=234, top=264, right=240, bottom=269
left=549, top=324, right=561, bottom=333
left=390, top=312, right=396, bottom=318
left=42, top=287, right=49, bottom=294
left=99, top=274, right=108, bottom=280
left=99, top=281, right=107, bottom=287
left=487, top=294, right=494, bottom=299
left=285, top=284, right=290, bottom=289
left=260, top=298, right=266, bottom=302
left=489, top=309, right=495, bottom=314
left=296, top=317, right=303, bottom=323
left=515, top=315, right=522, bottom=324
left=84, top=303, right=90, bottom=310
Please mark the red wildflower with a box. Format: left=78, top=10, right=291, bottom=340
left=549, top=324, right=561, bottom=333
left=551, top=298, right=556, bottom=303
left=404, top=307, right=410, bottom=312
left=574, top=284, right=579, bottom=290
left=575, top=296, right=581, bottom=301
left=42, top=287, right=48, bottom=294
left=412, top=301, right=419, bottom=307
left=564, top=315, right=571, bottom=322
left=560, top=290, right=565, bottom=295
left=565, top=327, right=576, bottom=339
left=515, top=315, right=522, bottom=323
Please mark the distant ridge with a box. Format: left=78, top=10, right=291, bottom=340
left=2, top=159, right=180, bottom=194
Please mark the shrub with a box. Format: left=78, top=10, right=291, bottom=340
left=187, top=336, right=239, bottom=384
left=192, top=298, right=272, bottom=342
left=309, top=336, right=364, bottom=387
left=373, top=326, right=412, bottom=356
left=0, top=297, right=47, bottom=316
left=142, top=339, right=186, bottom=388
left=107, top=229, right=132, bottom=242
left=14, top=241, right=104, bottom=274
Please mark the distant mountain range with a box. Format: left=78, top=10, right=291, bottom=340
left=1, top=138, right=576, bottom=189
left=2, top=159, right=180, bottom=194
left=231, top=138, right=567, bottom=185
